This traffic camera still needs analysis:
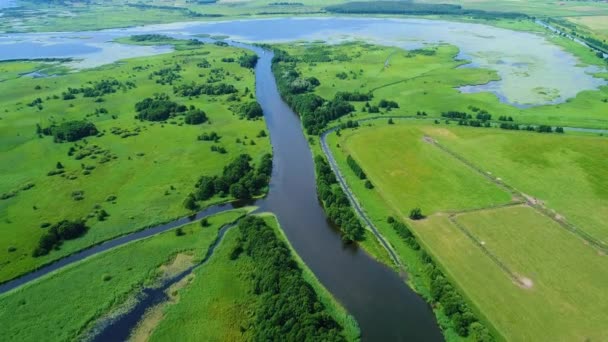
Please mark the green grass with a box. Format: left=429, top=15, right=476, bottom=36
left=415, top=205, right=608, bottom=341
left=326, top=119, right=608, bottom=341
left=0, top=210, right=246, bottom=342
left=328, top=123, right=512, bottom=216
left=150, top=213, right=360, bottom=341
left=277, top=42, right=608, bottom=129
left=0, top=43, right=270, bottom=283
left=428, top=125, right=608, bottom=243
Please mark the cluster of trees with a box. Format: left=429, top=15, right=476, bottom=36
left=239, top=101, right=264, bottom=119
left=150, top=65, right=182, bottom=85
left=314, top=155, right=364, bottom=242
left=184, top=109, right=208, bottom=125
left=387, top=216, right=494, bottom=340
left=346, top=155, right=366, bottom=179
left=135, top=94, right=187, bottom=121
left=238, top=54, right=259, bottom=69
left=334, top=91, right=372, bottom=102
left=379, top=99, right=399, bottom=109
left=339, top=120, right=359, bottom=129
left=130, top=34, right=174, bottom=42
left=274, top=53, right=355, bottom=134
left=33, top=220, right=88, bottom=257
left=498, top=116, right=514, bottom=121
left=197, top=59, right=211, bottom=68
left=442, top=111, right=470, bottom=120
left=325, top=1, right=527, bottom=19
left=173, top=82, right=237, bottom=96
left=197, top=131, right=221, bottom=142
left=184, top=153, right=272, bottom=209
left=231, top=216, right=346, bottom=341
left=39, top=120, right=99, bottom=142
left=498, top=123, right=564, bottom=133
left=61, top=79, right=133, bottom=100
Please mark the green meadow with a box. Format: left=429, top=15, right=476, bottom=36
left=272, top=38, right=608, bottom=340
left=326, top=120, right=608, bottom=341
left=0, top=42, right=270, bottom=283
left=149, top=214, right=359, bottom=341
left=0, top=210, right=246, bottom=342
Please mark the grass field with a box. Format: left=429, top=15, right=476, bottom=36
left=326, top=119, right=608, bottom=341
left=427, top=124, right=608, bottom=244
left=276, top=42, right=608, bottom=129
left=0, top=42, right=270, bottom=283
left=0, top=210, right=246, bottom=342
left=148, top=213, right=360, bottom=341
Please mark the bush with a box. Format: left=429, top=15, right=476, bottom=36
left=184, top=109, right=208, bottom=125
left=41, top=121, right=99, bottom=142
left=409, top=207, right=425, bottom=220
left=33, top=220, right=88, bottom=257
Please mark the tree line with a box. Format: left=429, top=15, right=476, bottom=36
left=325, top=1, right=528, bottom=20
left=314, top=155, right=364, bottom=242
left=387, top=217, right=494, bottom=341
left=346, top=155, right=366, bottom=180
left=230, top=216, right=347, bottom=341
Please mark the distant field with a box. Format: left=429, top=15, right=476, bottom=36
left=567, top=15, right=608, bottom=42
left=0, top=210, right=246, bottom=342
left=418, top=0, right=608, bottom=17
left=0, top=42, right=270, bottom=283
left=277, top=42, right=608, bottom=129
left=327, top=120, right=608, bottom=340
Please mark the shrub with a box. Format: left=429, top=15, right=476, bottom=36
left=184, top=109, right=208, bottom=125
left=409, top=207, right=425, bottom=220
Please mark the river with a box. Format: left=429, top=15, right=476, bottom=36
left=2, top=16, right=606, bottom=341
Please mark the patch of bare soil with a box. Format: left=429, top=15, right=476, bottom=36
left=518, top=277, right=534, bottom=289
left=422, top=135, right=436, bottom=144
left=159, top=253, right=194, bottom=280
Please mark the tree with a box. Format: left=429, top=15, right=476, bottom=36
left=56, top=162, right=64, bottom=169
left=409, top=207, right=425, bottom=220
left=184, top=109, right=208, bottom=125
left=184, top=194, right=198, bottom=211
left=388, top=118, right=394, bottom=125
left=365, top=180, right=374, bottom=189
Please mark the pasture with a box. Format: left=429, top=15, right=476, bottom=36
left=327, top=120, right=608, bottom=341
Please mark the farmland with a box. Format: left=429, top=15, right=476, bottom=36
left=0, top=40, right=270, bottom=283
left=326, top=120, right=608, bottom=340
left=271, top=38, right=608, bottom=340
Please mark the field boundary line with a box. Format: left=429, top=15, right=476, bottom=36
left=426, top=136, right=608, bottom=253
left=447, top=214, right=526, bottom=287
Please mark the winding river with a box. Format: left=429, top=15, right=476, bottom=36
left=2, top=17, right=607, bottom=341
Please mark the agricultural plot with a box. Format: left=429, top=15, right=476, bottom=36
left=327, top=120, right=608, bottom=341
left=0, top=41, right=270, bottom=283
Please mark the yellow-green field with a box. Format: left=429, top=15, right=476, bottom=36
left=0, top=42, right=270, bottom=283
left=327, top=120, right=608, bottom=340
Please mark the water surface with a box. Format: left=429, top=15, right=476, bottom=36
left=1, top=17, right=604, bottom=106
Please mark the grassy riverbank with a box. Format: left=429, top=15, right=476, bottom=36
left=271, top=39, right=608, bottom=340
left=0, top=210, right=247, bottom=342
left=148, top=213, right=360, bottom=341
left=0, top=41, right=270, bottom=283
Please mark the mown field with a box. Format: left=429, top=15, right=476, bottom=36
left=0, top=210, right=246, bottom=342
left=148, top=214, right=359, bottom=341
left=327, top=120, right=608, bottom=341
left=0, top=40, right=270, bottom=283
